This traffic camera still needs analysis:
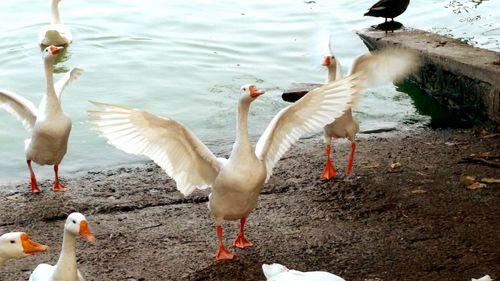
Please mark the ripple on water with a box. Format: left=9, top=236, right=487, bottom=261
left=0, top=0, right=497, bottom=181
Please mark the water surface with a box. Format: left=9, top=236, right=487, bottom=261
left=0, top=0, right=498, bottom=182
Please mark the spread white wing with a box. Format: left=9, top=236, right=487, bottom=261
left=0, top=89, right=38, bottom=131
left=255, top=74, right=362, bottom=182
left=54, top=67, right=83, bottom=101
left=88, top=101, right=222, bottom=195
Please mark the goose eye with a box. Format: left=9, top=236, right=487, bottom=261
left=243, top=88, right=246, bottom=91
left=10, top=240, right=15, bottom=244
left=72, top=220, right=76, bottom=224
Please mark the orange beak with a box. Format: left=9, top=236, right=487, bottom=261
left=79, top=220, right=96, bottom=244
left=249, top=85, right=265, bottom=99
left=21, top=233, right=49, bottom=255
left=322, top=56, right=331, bottom=66
left=50, top=46, right=63, bottom=55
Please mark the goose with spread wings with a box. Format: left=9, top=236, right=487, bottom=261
left=0, top=46, right=82, bottom=192
left=88, top=76, right=361, bottom=260
left=320, top=48, right=418, bottom=180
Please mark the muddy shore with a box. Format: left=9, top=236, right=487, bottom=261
left=1, top=128, right=499, bottom=281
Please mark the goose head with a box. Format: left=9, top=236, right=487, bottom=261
left=322, top=54, right=339, bottom=69
left=42, top=45, right=63, bottom=62
left=240, top=84, right=265, bottom=103
left=322, top=54, right=343, bottom=81
left=262, top=263, right=289, bottom=279
left=64, top=212, right=96, bottom=244
left=0, top=232, right=48, bottom=260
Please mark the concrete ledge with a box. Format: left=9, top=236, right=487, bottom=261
left=357, top=28, right=500, bottom=130
left=282, top=83, right=322, bottom=102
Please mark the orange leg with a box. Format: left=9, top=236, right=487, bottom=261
left=52, top=165, right=68, bottom=192
left=321, top=144, right=336, bottom=180
left=346, top=143, right=356, bottom=176
left=216, top=225, right=235, bottom=261
left=27, top=160, right=40, bottom=193
left=233, top=217, right=253, bottom=249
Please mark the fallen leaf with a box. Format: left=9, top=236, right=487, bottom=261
left=390, top=162, right=402, bottom=170
left=480, top=178, right=500, bottom=184
left=481, top=133, right=500, bottom=139
left=460, top=175, right=476, bottom=186
left=466, top=182, right=487, bottom=190
left=411, top=189, right=428, bottom=194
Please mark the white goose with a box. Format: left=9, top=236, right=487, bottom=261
left=263, top=263, right=345, bottom=281
left=0, top=232, right=48, bottom=268
left=38, top=0, right=72, bottom=46
left=88, top=76, right=362, bottom=260
left=29, top=212, right=96, bottom=281
left=320, top=53, right=366, bottom=179
left=321, top=49, right=418, bottom=179
left=0, top=46, right=82, bottom=193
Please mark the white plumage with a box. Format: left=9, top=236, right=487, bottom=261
left=0, top=46, right=82, bottom=192
left=38, top=0, right=72, bottom=46
left=262, top=263, right=345, bottom=281
left=88, top=77, right=360, bottom=260
left=29, top=213, right=96, bottom=281
left=471, top=275, right=492, bottom=281
left=320, top=48, right=419, bottom=179
left=0, top=232, right=48, bottom=268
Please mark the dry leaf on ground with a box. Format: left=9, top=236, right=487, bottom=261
left=466, top=182, right=488, bottom=190
left=460, top=175, right=476, bottom=186
left=480, top=178, right=500, bottom=184
left=390, top=162, right=402, bottom=170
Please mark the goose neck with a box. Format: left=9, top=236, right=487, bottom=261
left=42, top=59, right=61, bottom=113
left=52, top=230, right=78, bottom=278
left=51, top=0, right=62, bottom=24
left=45, top=60, right=55, bottom=92
left=231, top=99, right=252, bottom=157
left=327, top=62, right=342, bottom=82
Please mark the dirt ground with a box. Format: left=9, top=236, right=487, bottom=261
left=0, top=128, right=499, bottom=281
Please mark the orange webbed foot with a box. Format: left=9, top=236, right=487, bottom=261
left=31, top=184, right=41, bottom=193
left=216, top=245, right=235, bottom=261
left=52, top=181, right=68, bottom=192
left=233, top=233, right=253, bottom=249
left=321, top=162, right=336, bottom=180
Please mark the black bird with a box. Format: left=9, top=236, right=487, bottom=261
left=364, top=0, right=410, bottom=23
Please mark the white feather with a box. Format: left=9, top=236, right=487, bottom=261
left=355, top=48, right=419, bottom=87
left=87, top=101, right=222, bottom=196
left=0, top=90, right=38, bottom=131
left=55, top=68, right=83, bottom=101
left=38, top=0, right=72, bottom=46
left=263, top=263, right=345, bottom=281
left=255, top=74, right=362, bottom=182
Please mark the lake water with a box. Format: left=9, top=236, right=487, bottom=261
left=0, top=0, right=498, bottom=183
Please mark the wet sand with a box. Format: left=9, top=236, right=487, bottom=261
left=1, top=128, right=499, bottom=281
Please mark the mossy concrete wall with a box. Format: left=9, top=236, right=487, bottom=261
left=357, top=28, right=500, bottom=130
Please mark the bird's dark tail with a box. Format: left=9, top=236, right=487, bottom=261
left=364, top=10, right=376, bottom=17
